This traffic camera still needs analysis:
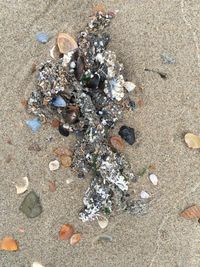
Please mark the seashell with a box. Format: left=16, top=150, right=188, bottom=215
left=140, top=190, right=150, bottom=199
left=118, top=126, right=135, bottom=145
left=51, top=119, right=60, bottom=128
left=58, top=124, right=70, bottom=137
left=32, top=262, right=45, bottom=267
left=49, top=160, right=60, bottom=171
left=184, top=133, right=200, bottom=149
left=124, top=81, right=136, bottom=92
left=59, top=224, right=75, bottom=240
left=149, top=174, right=158, bottom=185
left=15, top=177, right=29, bottom=194
left=52, top=95, right=66, bottom=107
left=93, top=234, right=113, bottom=244
left=60, top=155, right=72, bottom=168
left=70, top=233, right=81, bottom=246
left=63, top=105, right=79, bottom=124
left=110, top=136, right=124, bottom=152
left=97, top=215, right=109, bottom=229
left=57, top=33, right=78, bottom=54
left=53, top=147, right=72, bottom=157
left=26, top=118, right=41, bottom=133
left=180, top=205, right=200, bottom=219
left=36, top=32, right=48, bottom=44
left=74, top=56, right=85, bottom=81
left=0, top=236, right=19, bottom=251
left=50, top=45, right=60, bottom=60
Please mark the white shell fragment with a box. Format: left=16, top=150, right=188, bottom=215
left=97, top=215, right=109, bottom=229
left=149, top=174, right=158, bottom=185
left=49, top=160, right=60, bottom=171
left=15, top=177, right=29, bottom=194
left=32, top=262, right=45, bottom=267
left=50, top=45, right=60, bottom=60
left=140, top=190, right=150, bottom=199
left=124, top=81, right=136, bottom=92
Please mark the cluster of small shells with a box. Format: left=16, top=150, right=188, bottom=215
left=27, top=9, right=146, bottom=221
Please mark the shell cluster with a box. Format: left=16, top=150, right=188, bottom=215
left=27, top=10, right=141, bottom=221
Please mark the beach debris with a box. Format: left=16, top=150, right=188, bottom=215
left=26, top=118, right=41, bottom=133
left=110, top=136, right=124, bottom=152
left=53, top=147, right=72, bottom=157
left=127, top=200, right=149, bottom=215
left=66, top=178, right=74, bottom=184
left=144, top=68, right=168, bottom=80
left=32, top=262, right=45, bottom=267
left=140, top=190, right=150, bottom=199
left=59, top=224, right=75, bottom=240
left=124, top=81, right=136, bottom=92
left=50, top=45, right=60, bottom=60
left=57, top=33, right=78, bottom=54
left=180, top=205, right=200, bottom=219
left=36, top=32, right=49, bottom=44
left=26, top=9, right=141, bottom=222
left=184, top=133, right=200, bottom=149
left=15, top=176, right=29, bottom=194
left=19, top=191, right=42, bottom=218
left=28, top=142, right=41, bottom=152
left=149, top=174, right=158, bottom=185
left=160, top=52, right=175, bottom=64
left=48, top=180, right=56, bottom=192
left=93, top=234, right=113, bottom=243
left=119, top=126, right=135, bottom=145
left=93, top=3, right=106, bottom=14
left=51, top=119, right=60, bottom=128
left=0, top=236, right=19, bottom=251
left=49, top=160, right=60, bottom=171
left=70, top=233, right=81, bottom=246
left=60, top=155, right=72, bottom=168
left=97, top=215, right=109, bottom=229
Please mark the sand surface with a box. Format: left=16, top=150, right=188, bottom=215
left=1, top=0, right=200, bottom=266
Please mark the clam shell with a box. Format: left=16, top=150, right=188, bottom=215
left=185, top=133, right=200, bottom=149
left=180, top=205, right=200, bottom=219
left=15, top=177, right=29, bottom=194
left=57, top=33, right=78, bottom=54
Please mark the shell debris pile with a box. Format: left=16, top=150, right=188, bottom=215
left=27, top=9, right=146, bottom=221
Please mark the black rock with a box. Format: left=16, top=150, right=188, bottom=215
left=19, top=191, right=42, bottom=218
left=119, top=126, right=135, bottom=145
left=87, top=73, right=100, bottom=89
left=58, top=124, right=69, bottom=137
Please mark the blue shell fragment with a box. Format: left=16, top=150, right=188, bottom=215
left=52, top=95, right=66, bottom=107
left=26, top=118, right=41, bottom=133
left=36, top=32, right=49, bottom=44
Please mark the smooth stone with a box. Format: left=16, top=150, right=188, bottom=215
left=26, top=118, right=41, bottom=133
left=19, top=191, right=42, bottom=218
left=36, top=32, right=49, bottom=44
left=118, top=126, right=135, bottom=145
left=52, top=95, right=66, bottom=107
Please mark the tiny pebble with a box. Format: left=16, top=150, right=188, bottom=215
left=52, top=95, right=66, bottom=108
left=160, top=52, right=175, bottom=64
left=140, top=190, right=150, bottom=199
left=119, top=125, right=135, bottom=145
left=124, top=81, right=136, bottom=92
left=49, top=160, right=60, bottom=171
left=26, top=118, right=41, bottom=133
left=36, top=32, right=49, bottom=44
left=149, top=174, right=158, bottom=185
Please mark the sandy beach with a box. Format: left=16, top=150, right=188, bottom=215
left=1, top=0, right=200, bottom=266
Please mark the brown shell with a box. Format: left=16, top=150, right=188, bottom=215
left=180, top=205, right=200, bottom=219
left=0, top=237, right=19, bottom=251
left=59, top=224, right=75, bottom=240
left=110, top=136, right=124, bottom=152
left=60, top=155, right=72, bottom=168
left=57, top=33, right=78, bottom=54
left=53, top=147, right=72, bottom=157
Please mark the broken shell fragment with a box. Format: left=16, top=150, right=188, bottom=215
left=97, top=215, right=109, bottom=229
left=53, top=147, right=72, bottom=157
left=140, top=190, right=150, bottom=199
left=124, top=81, right=136, bottom=92
left=60, top=155, right=72, bottom=168
left=58, top=124, right=70, bottom=137
left=0, top=236, right=19, bottom=251
left=180, top=205, right=200, bottom=219
left=49, top=160, right=60, bottom=171
left=32, top=262, right=45, bottom=267
left=50, top=45, right=60, bottom=60
left=70, top=233, right=81, bottom=246
left=15, top=177, right=29, bottom=194
left=57, top=33, right=78, bottom=54
left=110, top=136, right=124, bottom=152
left=52, top=95, right=66, bottom=108
left=184, top=133, right=200, bottom=149
left=149, top=174, right=158, bottom=185
left=59, top=224, right=75, bottom=240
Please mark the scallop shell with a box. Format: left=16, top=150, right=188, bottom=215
left=57, top=33, right=78, bottom=54
left=184, top=133, right=200, bottom=149
left=180, top=205, right=200, bottom=219
left=97, top=215, right=109, bottom=229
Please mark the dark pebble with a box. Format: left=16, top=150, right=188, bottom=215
left=58, top=124, right=70, bottom=137
left=19, top=191, right=42, bottom=218
left=87, top=73, right=100, bottom=89
left=119, top=126, right=135, bottom=145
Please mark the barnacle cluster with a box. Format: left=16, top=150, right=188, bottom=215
left=27, top=10, right=144, bottom=221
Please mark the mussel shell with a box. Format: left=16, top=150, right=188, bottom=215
left=58, top=124, right=70, bottom=137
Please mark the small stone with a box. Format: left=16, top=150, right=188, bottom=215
left=118, top=126, right=135, bottom=145
left=28, top=142, right=41, bottom=152
left=51, top=119, right=60, bottom=128
left=58, top=124, right=70, bottom=137
left=19, top=191, right=42, bottom=218
left=26, top=118, right=41, bottom=133
left=140, top=190, right=150, bottom=199
left=149, top=174, right=158, bottom=185
left=52, top=96, right=66, bottom=108
left=36, top=32, right=49, bottom=44
left=124, top=81, right=136, bottom=92
left=60, top=155, right=72, bottom=168
left=49, top=160, right=60, bottom=171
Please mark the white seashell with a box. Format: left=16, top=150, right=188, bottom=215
left=49, top=45, right=60, bottom=60
left=124, top=81, right=136, bottom=92
left=66, top=178, right=74, bottom=184
left=140, top=190, right=150, bottom=199
left=15, top=177, right=29, bottom=194
left=32, top=262, right=45, bottom=267
left=49, top=160, right=60, bottom=171
left=97, top=215, right=109, bottom=229
left=149, top=174, right=158, bottom=185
